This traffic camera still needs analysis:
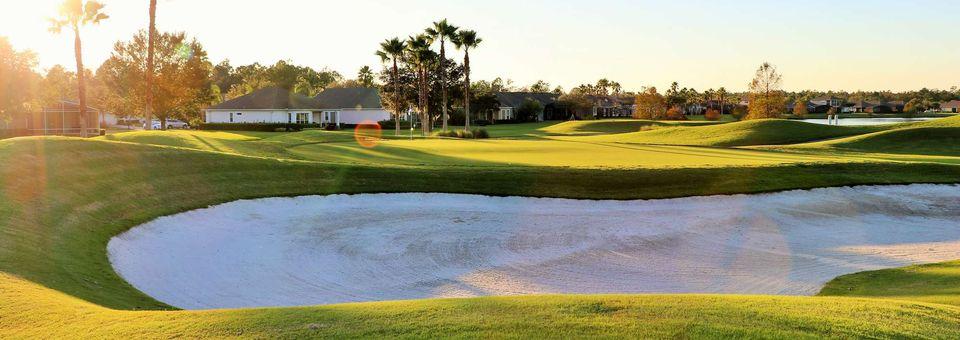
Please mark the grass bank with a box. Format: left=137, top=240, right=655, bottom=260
left=2, top=116, right=960, bottom=338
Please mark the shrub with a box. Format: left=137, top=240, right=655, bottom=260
left=731, top=106, right=749, bottom=121
left=378, top=120, right=415, bottom=130
left=433, top=128, right=490, bottom=139
left=793, top=101, right=809, bottom=118
left=665, top=107, right=687, bottom=121
left=517, top=99, right=544, bottom=122
left=473, top=128, right=490, bottom=139
left=704, top=109, right=722, bottom=121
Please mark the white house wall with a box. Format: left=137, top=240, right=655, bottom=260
left=338, top=109, right=392, bottom=125
left=205, top=110, right=315, bottom=124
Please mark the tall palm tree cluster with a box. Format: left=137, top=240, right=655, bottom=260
left=377, top=19, right=482, bottom=135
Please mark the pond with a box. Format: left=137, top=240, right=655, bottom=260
left=800, top=117, right=936, bottom=126
left=108, top=185, right=960, bottom=310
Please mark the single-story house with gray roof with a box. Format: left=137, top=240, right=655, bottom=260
left=204, top=87, right=391, bottom=126
left=205, top=87, right=325, bottom=124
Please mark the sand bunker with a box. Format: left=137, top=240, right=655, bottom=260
left=109, top=184, right=960, bottom=310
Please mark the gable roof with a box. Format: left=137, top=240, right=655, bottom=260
left=209, top=87, right=322, bottom=110
left=494, top=92, right=560, bottom=108
left=941, top=100, right=960, bottom=109
left=314, top=88, right=383, bottom=110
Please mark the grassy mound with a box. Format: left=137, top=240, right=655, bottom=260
left=580, top=119, right=889, bottom=147
left=538, top=120, right=713, bottom=136
left=799, top=127, right=960, bottom=156
left=820, top=260, right=960, bottom=307
left=99, top=130, right=853, bottom=169
left=915, top=114, right=960, bottom=128
left=2, top=136, right=960, bottom=338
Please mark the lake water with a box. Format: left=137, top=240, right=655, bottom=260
left=801, top=117, right=936, bottom=126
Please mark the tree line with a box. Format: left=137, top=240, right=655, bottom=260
left=3, top=2, right=959, bottom=135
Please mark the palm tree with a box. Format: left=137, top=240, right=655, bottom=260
left=406, top=34, right=434, bottom=135
left=376, top=37, right=406, bottom=136
left=146, top=0, right=157, bottom=130
left=717, top=87, right=728, bottom=116
left=49, top=0, right=108, bottom=138
left=425, top=19, right=458, bottom=131
left=453, top=30, right=481, bottom=130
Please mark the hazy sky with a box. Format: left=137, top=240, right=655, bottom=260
left=2, top=0, right=958, bottom=92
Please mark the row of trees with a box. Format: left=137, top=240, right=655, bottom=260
left=376, top=19, right=482, bottom=135
left=211, top=60, right=348, bottom=101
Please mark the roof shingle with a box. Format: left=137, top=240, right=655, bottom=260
left=209, top=87, right=322, bottom=110
left=494, top=92, right=560, bottom=108
left=314, top=88, right=383, bottom=110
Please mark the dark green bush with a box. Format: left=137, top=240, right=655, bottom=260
left=433, top=128, right=490, bottom=139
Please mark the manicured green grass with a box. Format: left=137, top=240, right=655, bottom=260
left=578, top=119, right=890, bottom=147
left=5, top=271, right=960, bottom=339
left=820, top=261, right=960, bottom=307
left=762, top=116, right=960, bottom=157
left=793, top=127, right=960, bottom=156
left=97, top=121, right=960, bottom=169
left=536, top=119, right=714, bottom=136
left=3, top=116, right=960, bottom=338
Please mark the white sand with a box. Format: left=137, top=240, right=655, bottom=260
left=108, top=184, right=960, bottom=310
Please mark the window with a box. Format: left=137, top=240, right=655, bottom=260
left=296, top=112, right=309, bottom=124
left=322, top=111, right=338, bottom=123
left=229, top=112, right=234, bottom=123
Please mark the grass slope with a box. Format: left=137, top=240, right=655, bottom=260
left=820, top=261, right=960, bottom=307
left=5, top=272, right=960, bottom=339
left=537, top=119, right=715, bottom=136
left=770, top=116, right=960, bottom=156
left=99, top=129, right=859, bottom=169
left=579, top=119, right=889, bottom=147
left=2, top=124, right=960, bottom=338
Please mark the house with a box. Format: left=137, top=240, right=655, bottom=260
left=847, top=100, right=904, bottom=114
left=0, top=100, right=102, bottom=137
left=313, top=87, right=391, bottom=125
left=887, top=101, right=906, bottom=113
left=940, top=100, right=960, bottom=113
left=206, top=87, right=324, bottom=125
left=489, top=92, right=562, bottom=121
left=868, top=103, right=894, bottom=113
left=205, top=87, right=391, bottom=126
left=810, top=96, right=844, bottom=108
left=592, top=95, right=636, bottom=118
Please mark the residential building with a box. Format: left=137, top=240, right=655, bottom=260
left=940, top=100, right=960, bottom=113
left=205, top=87, right=391, bottom=126
left=313, top=87, right=392, bottom=125
left=489, top=92, right=562, bottom=121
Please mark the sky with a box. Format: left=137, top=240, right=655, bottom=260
left=1, top=0, right=959, bottom=92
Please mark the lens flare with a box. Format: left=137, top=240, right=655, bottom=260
left=354, top=120, right=382, bottom=148
left=175, top=43, right=193, bottom=61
